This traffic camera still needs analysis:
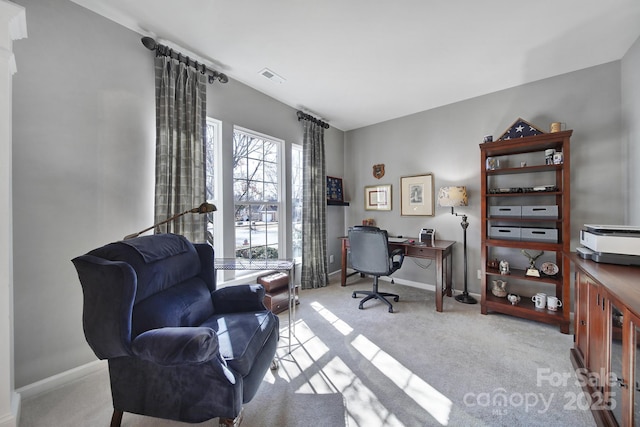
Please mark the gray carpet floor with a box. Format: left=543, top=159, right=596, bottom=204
left=20, top=277, right=597, bottom=427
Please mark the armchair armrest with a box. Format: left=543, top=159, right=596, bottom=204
left=132, top=327, right=220, bottom=366
left=211, top=284, right=267, bottom=313
left=390, top=248, right=405, bottom=270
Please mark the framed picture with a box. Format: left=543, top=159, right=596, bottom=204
left=326, top=176, right=344, bottom=202
left=401, top=173, right=434, bottom=216
left=365, top=184, right=392, bottom=211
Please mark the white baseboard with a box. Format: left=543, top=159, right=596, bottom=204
left=16, top=359, right=107, bottom=400
left=0, top=391, right=19, bottom=427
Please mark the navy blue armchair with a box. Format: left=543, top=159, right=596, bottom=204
left=72, top=234, right=279, bottom=426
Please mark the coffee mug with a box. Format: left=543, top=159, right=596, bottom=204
left=532, top=293, right=547, bottom=309
left=547, top=296, right=563, bottom=311
left=550, top=122, right=567, bottom=133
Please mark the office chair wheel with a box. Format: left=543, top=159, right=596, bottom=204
left=352, top=292, right=357, bottom=298
left=394, top=296, right=399, bottom=302
left=388, top=307, right=394, bottom=313
left=358, top=304, right=364, bottom=310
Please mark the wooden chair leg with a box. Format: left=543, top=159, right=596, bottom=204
left=110, top=409, right=123, bottom=427
left=219, top=408, right=243, bottom=427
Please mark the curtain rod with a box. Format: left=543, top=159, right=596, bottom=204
left=141, top=37, right=229, bottom=84
left=297, top=111, right=329, bottom=129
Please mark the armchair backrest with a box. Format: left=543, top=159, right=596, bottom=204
left=348, top=226, right=393, bottom=276
left=72, top=234, right=217, bottom=359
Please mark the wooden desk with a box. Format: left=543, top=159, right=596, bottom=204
left=340, top=238, right=455, bottom=312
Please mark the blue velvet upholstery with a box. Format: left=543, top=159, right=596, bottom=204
left=72, top=234, right=279, bottom=423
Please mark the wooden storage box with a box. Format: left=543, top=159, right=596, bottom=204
left=257, top=272, right=289, bottom=293
left=263, top=287, right=299, bottom=314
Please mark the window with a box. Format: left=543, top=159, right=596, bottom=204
left=291, top=144, right=303, bottom=260
left=233, top=127, right=282, bottom=262
left=205, top=118, right=221, bottom=248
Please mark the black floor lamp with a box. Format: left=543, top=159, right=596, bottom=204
left=438, top=186, right=477, bottom=304
left=123, top=202, right=216, bottom=240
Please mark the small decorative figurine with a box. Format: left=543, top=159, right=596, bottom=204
left=522, top=249, right=544, bottom=277
left=507, top=294, right=521, bottom=305
left=499, top=260, right=510, bottom=275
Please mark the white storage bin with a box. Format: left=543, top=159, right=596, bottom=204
left=521, top=227, right=558, bottom=243
left=489, top=206, right=522, bottom=218
left=489, top=227, right=521, bottom=240
left=522, top=205, right=558, bottom=219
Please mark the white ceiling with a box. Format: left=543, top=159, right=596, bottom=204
left=70, top=0, right=640, bottom=131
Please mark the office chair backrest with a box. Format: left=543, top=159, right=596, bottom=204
left=348, top=226, right=392, bottom=276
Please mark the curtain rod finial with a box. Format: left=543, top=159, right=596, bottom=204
left=141, top=37, right=157, bottom=50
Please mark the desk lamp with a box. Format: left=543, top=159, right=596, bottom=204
left=123, top=202, right=216, bottom=240
left=437, top=186, right=476, bottom=304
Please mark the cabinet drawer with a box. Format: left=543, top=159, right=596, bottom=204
left=522, top=205, right=558, bottom=219
left=489, top=227, right=521, bottom=240
left=489, top=206, right=522, bottom=217
left=405, top=245, right=435, bottom=257
left=521, top=227, right=558, bottom=243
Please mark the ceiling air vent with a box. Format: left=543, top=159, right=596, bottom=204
left=259, top=68, right=286, bottom=84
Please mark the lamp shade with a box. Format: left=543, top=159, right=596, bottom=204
left=437, top=186, right=468, bottom=207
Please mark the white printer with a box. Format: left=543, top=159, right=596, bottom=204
left=577, top=224, right=640, bottom=266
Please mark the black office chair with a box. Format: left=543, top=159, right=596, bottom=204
left=348, top=226, right=405, bottom=313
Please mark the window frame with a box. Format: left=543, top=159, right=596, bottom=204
left=205, top=117, right=223, bottom=253
left=291, top=143, right=303, bottom=263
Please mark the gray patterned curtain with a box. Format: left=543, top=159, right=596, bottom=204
left=301, top=118, right=328, bottom=289
left=154, top=56, right=207, bottom=243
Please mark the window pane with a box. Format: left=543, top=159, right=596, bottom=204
left=264, top=141, right=278, bottom=163
left=234, top=179, right=248, bottom=201
left=234, top=127, right=282, bottom=263
left=247, top=158, right=263, bottom=182
left=248, top=180, right=264, bottom=201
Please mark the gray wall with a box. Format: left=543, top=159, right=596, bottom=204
left=12, top=0, right=155, bottom=388
left=11, top=0, right=345, bottom=388
left=622, top=36, right=640, bottom=224
left=345, top=61, right=627, bottom=294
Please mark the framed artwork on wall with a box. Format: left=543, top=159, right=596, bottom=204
left=327, top=176, right=344, bottom=203
left=365, top=184, right=392, bottom=211
left=400, top=173, right=434, bottom=216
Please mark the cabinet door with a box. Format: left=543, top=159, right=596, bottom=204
left=609, top=301, right=624, bottom=424
left=588, top=279, right=607, bottom=387
left=575, top=272, right=589, bottom=362
left=626, top=310, right=640, bottom=426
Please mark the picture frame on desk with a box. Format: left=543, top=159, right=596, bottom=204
left=400, top=173, right=434, bottom=216
left=364, top=184, right=392, bottom=211
left=326, top=176, right=344, bottom=203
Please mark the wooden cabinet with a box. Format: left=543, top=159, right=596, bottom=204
left=571, top=254, right=640, bottom=426
left=479, top=131, right=571, bottom=333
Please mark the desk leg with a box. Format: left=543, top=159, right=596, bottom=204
left=435, top=252, right=444, bottom=312
left=341, top=239, right=348, bottom=286
left=445, top=248, right=453, bottom=297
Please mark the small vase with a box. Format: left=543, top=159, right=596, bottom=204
left=491, top=280, right=508, bottom=298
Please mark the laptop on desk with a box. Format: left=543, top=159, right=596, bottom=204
left=388, top=237, right=409, bottom=243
